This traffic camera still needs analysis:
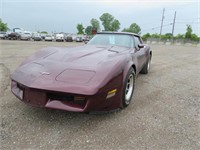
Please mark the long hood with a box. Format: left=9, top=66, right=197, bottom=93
left=11, top=45, right=128, bottom=94
left=41, top=45, right=129, bottom=65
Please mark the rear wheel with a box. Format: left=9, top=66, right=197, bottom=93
left=122, top=68, right=135, bottom=108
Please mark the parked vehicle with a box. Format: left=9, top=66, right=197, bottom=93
left=76, top=36, right=83, bottom=42
left=32, top=34, right=42, bottom=41
left=11, top=32, right=152, bottom=112
left=41, top=33, right=47, bottom=40
left=45, top=35, right=54, bottom=41
left=65, top=36, right=73, bottom=42
left=20, top=33, right=32, bottom=40
left=55, top=33, right=64, bottom=42
left=8, top=32, right=21, bottom=40
left=0, top=32, right=8, bottom=39
left=72, top=35, right=77, bottom=41
left=84, top=36, right=91, bottom=43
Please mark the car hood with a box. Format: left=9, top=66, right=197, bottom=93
left=11, top=45, right=129, bottom=94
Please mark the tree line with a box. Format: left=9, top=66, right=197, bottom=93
left=142, top=25, right=199, bottom=42
left=77, top=13, right=141, bottom=35
left=77, top=13, right=199, bottom=42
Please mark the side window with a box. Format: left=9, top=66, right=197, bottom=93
left=134, top=36, right=141, bottom=49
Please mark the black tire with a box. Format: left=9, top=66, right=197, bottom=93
left=121, top=68, right=135, bottom=108
left=140, top=55, right=151, bottom=74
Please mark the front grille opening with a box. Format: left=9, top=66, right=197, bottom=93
left=17, top=83, right=25, bottom=90
left=48, top=93, right=74, bottom=101
left=47, top=93, right=86, bottom=105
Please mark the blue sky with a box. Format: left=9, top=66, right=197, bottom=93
left=0, top=0, right=199, bottom=35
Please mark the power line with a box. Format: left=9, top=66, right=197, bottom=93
left=153, top=23, right=173, bottom=30
left=176, top=18, right=200, bottom=21
left=141, top=7, right=199, bottom=35
left=176, top=22, right=200, bottom=24
left=142, top=23, right=173, bottom=32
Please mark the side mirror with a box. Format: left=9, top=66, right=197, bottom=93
left=138, top=44, right=145, bottom=49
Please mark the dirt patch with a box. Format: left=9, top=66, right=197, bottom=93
left=0, top=63, right=10, bottom=96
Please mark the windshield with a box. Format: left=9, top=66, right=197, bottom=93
left=88, top=34, right=133, bottom=48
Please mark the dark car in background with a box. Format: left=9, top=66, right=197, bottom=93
left=32, top=34, right=42, bottom=41
left=11, top=32, right=152, bottom=112
left=40, top=33, right=47, bottom=40
left=8, top=32, right=21, bottom=40
left=65, top=36, right=73, bottom=42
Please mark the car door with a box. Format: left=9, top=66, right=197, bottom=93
left=133, top=36, right=146, bottom=72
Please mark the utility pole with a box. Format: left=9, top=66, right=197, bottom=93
left=172, top=11, right=176, bottom=42
left=160, top=8, right=165, bottom=40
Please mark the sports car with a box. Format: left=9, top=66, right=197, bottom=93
left=11, top=32, right=152, bottom=112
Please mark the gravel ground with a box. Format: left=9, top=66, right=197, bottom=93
left=0, top=40, right=200, bottom=150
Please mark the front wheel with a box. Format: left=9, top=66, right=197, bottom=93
left=140, top=55, right=151, bottom=74
left=122, top=68, right=135, bottom=108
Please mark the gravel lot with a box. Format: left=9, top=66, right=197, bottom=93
left=0, top=40, right=200, bottom=150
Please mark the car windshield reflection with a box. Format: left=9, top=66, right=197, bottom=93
left=88, top=34, right=133, bottom=48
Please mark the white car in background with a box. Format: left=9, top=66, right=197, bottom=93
left=76, top=36, right=83, bottom=42
left=72, top=35, right=77, bottom=41
left=21, top=32, right=32, bottom=40
left=55, top=33, right=64, bottom=42
left=45, top=35, right=54, bottom=41
left=0, top=31, right=8, bottom=39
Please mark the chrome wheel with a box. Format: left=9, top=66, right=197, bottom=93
left=125, top=73, right=134, bottom=105
left=147, top=59, right=150, bottom=71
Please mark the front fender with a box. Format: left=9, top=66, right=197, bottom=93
left=122, top=54, right=137, bottom=83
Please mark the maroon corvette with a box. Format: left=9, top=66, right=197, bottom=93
left=11, top=32, right=152, bottom=112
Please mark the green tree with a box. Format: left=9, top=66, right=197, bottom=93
left=0, top=18, right=8, bottom=32
left=99, top=13, right=121, bottom=31
left=85, top=26, right=93, bottom=35
left=165, top=33, right=173, bottom=39
left=77, top=24, right=84, bottom=34
left=185, top=25, right=192, bottom=39
left=111, top=19, right=120, bottom=31
left=100, top=13, right=114, bottom=31
left=122, top=23, right=141, bottom=34
left=175, top=34, right=184, bottom=39
left=90, top=18, right=100, bottom=31
left=160, top=33, right=173, bottom=40
left=40, top=31, right=48, bottom=34
left=151, top=33, right=160, bottom=38
left=191, top=33, right=200, bottom=42
left=142, top=33, right=151, bottom=41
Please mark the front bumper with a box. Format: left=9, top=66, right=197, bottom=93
left=11, top=74, right=123, bottom=112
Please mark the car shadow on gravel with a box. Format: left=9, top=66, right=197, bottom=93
left=20, top=104, right=122, bottom=122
